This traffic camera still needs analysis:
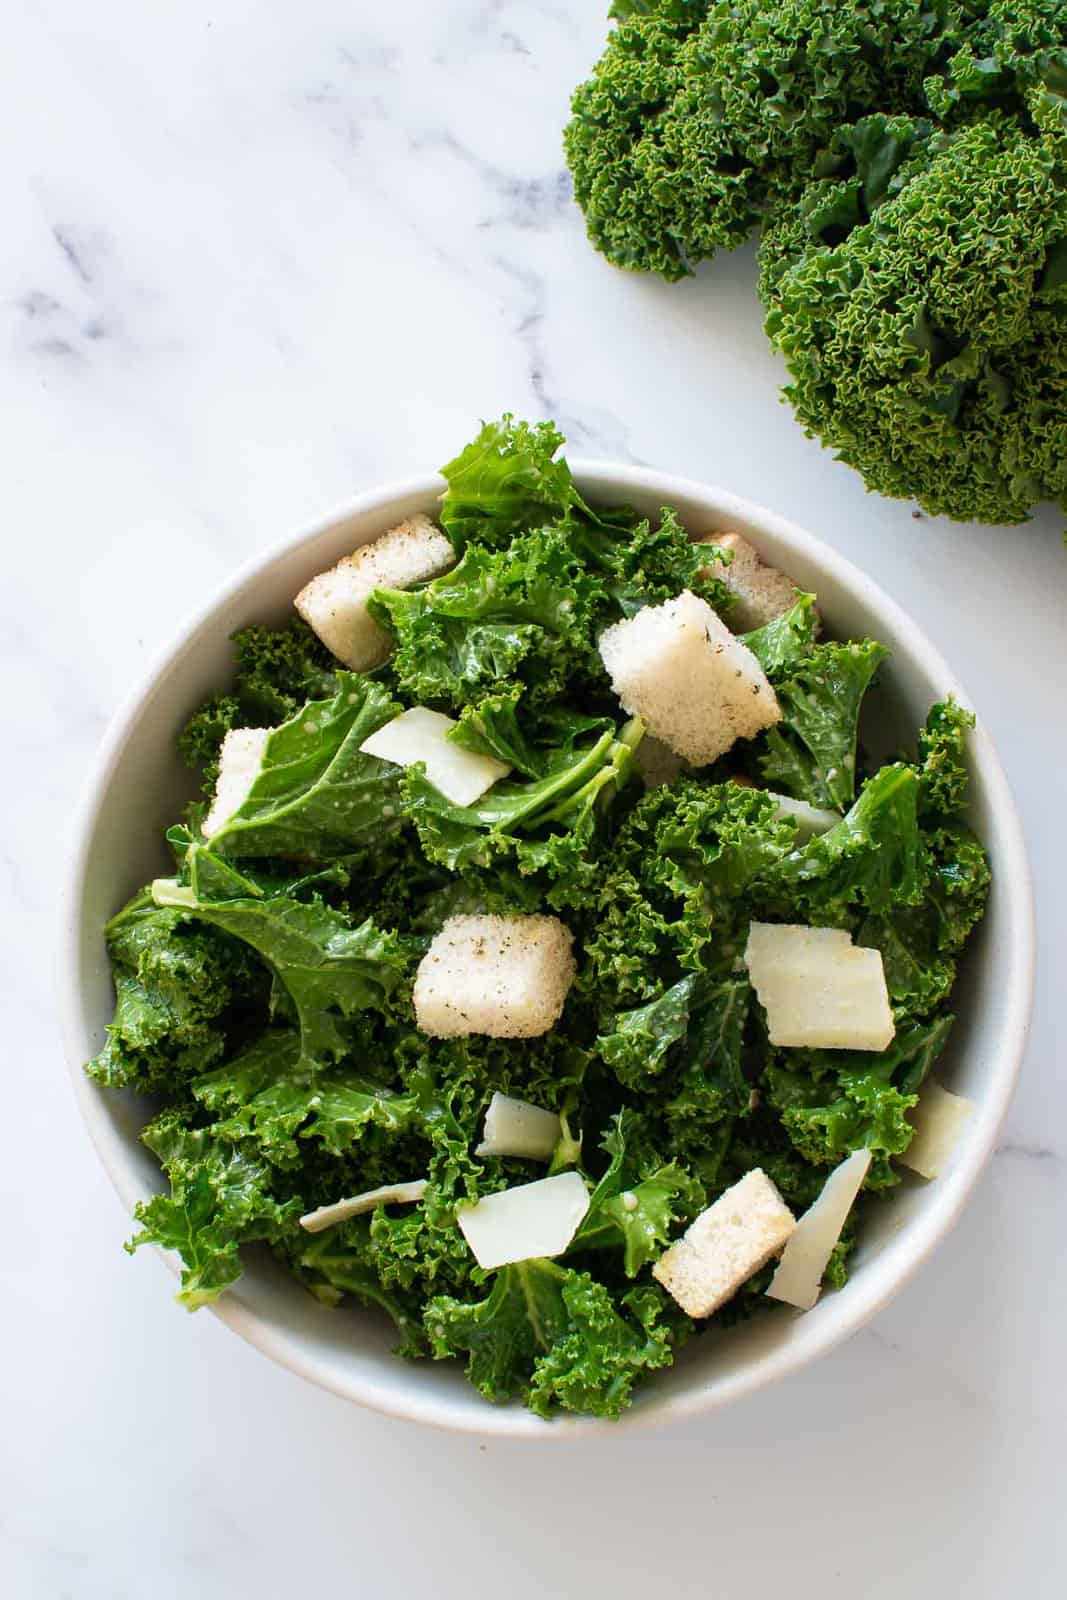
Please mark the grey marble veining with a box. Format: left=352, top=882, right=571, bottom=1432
left=2, top=2, right=1065, bottom=1595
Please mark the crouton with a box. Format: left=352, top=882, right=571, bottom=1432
left=294, top=512, right=454, bottom=670
left=744, top=922, right=895, bottom=1051
left=202, top=727, right=270, bottom=840
left=360, top=706, right=509, bottom=805
left=413, top=914, right=575, bottom=1039
left=598, top=590, right=781, bottom=767
left=698, top=531, right=801, bottom=632
left=652, top=1170, right=796, bottom=1319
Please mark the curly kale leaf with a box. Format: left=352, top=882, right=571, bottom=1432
left=623, top=779, right=798, bottom=914
left=760, top=108, right=1067, bottom=523
left=438, top=415, right=601, bottom=551
left=740, top=591, right=819, bottom=680
left=763, top=763, right=927, bottom=921
left=759, top=639, right=888, bottom=811
left=287, top=1224, right=428, bottom=1356
left=597, top=975, right=696, bottom=1084
left=369, top=529, right=608, bottom=712
left=565, top=1, right=970, bottom=278
left=665, top=975, right=752, bottom=1121
left=401, top=716, right=640, bottom=878
left=579, top=782, right=795, bottom=1019
left=449, top=687, right=544, bottom=778
left=858, top=821, right=990, bottom=1021
left=570, top=1111, right=705, bottom=1275
left=86, top=892, right=267, bottom=1093
left=425, top=1259, right=682, bottom=1418
left=192, top=1029, right=417, bottom=1167
left=129, top=1111, right=300, bottom=1308
left=928, top=1, right=1067, bottom=122
left=153, top=846, right=410, bottom=1068
left=579, top=867, right=684, bottom=1006
left=574, top=505, right=733, bottom=619
left=764, top=1061, right=917, bottom=1187
left=917, top=698, right=975, bottom=819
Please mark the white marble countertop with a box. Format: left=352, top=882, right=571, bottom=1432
left=4, top=2, right=1065, bottom=1593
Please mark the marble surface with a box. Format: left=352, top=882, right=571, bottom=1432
left=3, top=2, right=1065, bottom=1594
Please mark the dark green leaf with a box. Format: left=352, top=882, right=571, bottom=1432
left=129, top=1112, right=299, bottom=1308
left=206, top=674, right=403, bottom=860
left=759, top=639, right=888, bottom=810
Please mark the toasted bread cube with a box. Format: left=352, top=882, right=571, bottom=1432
left=697, top=531, right=801, bottom=632
left=653, top=1170, right=795, bottom=1318
left=294, top=512, right=454, bottom=670
left=202, top=727, right=270, bottom=840
left=413, top=914, right=575, bottom=1039
left=598, top=590, right=780, bottom=766
left=744, top=922, right=895, bottom=1051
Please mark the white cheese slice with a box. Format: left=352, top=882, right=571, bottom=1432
left=766, top=1148, right=871, bottom=1310
left=897, top=1079, right=974, bottom=1179
left=360, top=706, right=510, bottom=806
left=299, top=1178, right=428, bottom=1233
left=456, top=1171, right=589, bottom=1270
left=475, top=1091, right=561, bottom=1161
left=767, top=792, right=840, bottom=840
left=744, top=922, right=895, bottom=1051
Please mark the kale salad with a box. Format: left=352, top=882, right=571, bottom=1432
left=88, top=417, right=989, bottom=1419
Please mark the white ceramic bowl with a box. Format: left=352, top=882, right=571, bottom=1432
left=63, top=465, right=1034, bottom=1437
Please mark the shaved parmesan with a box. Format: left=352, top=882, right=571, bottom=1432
left=766, top=1149, right=871, bottom=1310
left=456, top=1172, right=589, bottom=1271
left=898, top=1079, right=974, bottom=1179
left=767, top=792, right=840, bottom=840
left=360, top=706, right=509, bottom=806
left=299, top=1179, right=427, bottom=1234
left=475, top=1092, right=561, bottom=1162
left=744, top=922, right=895, bottom=1051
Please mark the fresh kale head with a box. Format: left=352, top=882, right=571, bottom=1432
left=564, top=0, right=975, bottom=279
left=89, top=417, right=990, bottom=1419
left=759, top=105, right=1067, bottom=522
left=566, top=2, right=1067, bottom=525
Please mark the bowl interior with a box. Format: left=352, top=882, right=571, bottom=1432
left=65, top=467, right=1032, bottom=1436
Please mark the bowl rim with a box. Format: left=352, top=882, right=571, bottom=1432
left=61, top=461, right=1035, bottom=1438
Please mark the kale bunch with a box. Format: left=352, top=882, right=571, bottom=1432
left=759, top=99, right=1067, bottom=523
left=565, top=0, right=977, bottom=280
left=566, top=0, right=1067, bottom=524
